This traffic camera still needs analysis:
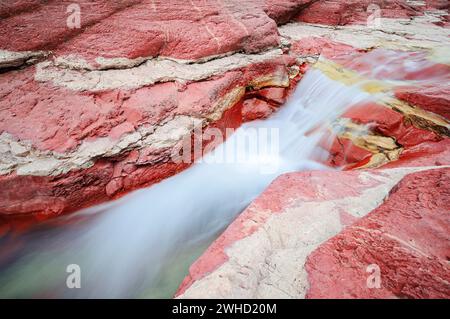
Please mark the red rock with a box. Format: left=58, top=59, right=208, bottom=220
left=342, top=102, right=443, bottom=148
left=426, top=0, right=450, bottom=10
left=383, top=139, right=450, bottom=168
left=289, top=37, right=359, bottom=62
left=395, top=84, right=450, bottom=120
left=176, top=170, right=388, bottom=296
left=0, top=1, right=143, bottom=52
left=296, top=0, right=421, bottom=26
left=0, top=100, right=244, bottom=227
left=105, top=178, right=124, bottom=197
left=325, top=136, right=374, bottom=168
left=0, top=58, right=288, bottom=153
left=0, top=0, right=293, bottom=63
left=0, top=0, right=43, bottom=19
left=305, top=168, right=450, bottom=299
left=241, top=98, right=275, bottom=121
left=313, top=99, right=447, bottom=169
left=177, top=167, right=445, bottom=298
left=109, top=122, right=136, bottom=140
left=264, top=0, right=315, bottom=24
left=322, top=48, right=450, bottom=82
left=249, top=87, right=287, bottom=105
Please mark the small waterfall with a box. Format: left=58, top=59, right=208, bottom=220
left=0, top=65, right=381, bottom=298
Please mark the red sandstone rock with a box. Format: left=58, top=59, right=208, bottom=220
left=0, top=55, right=291, bottom=220
left=176, top=169, right=386, bottom=297
left=0, top=0, right=287, bottom=63
left=176, top=166, right=449, bottom=298
left=250, top=87, right=287, bottom=105
left=0, top=68, right=242, bottom=153
left=339, top=49, right=450, bottom=82
left=396, top=84, right=450, bottom=120
left=0, top=0, right=43, bottom=19
left=343, top=102, right=443, bottom=148
left=325, top=136, right=374, bottom=168
left=383, top=139, right=450, bottom=168
left=296, top=0, right=421, bottom=26
left=306, top=168, right=450, bottom=299
left=289, top=37, right=359, bottom=61
left=0, top=1, right=142, bottom=53
left=242, top=98, right=276, bottom=121
left=264, top=0, right=315, bottom=24
left=0, top=99, right=243, bottom=223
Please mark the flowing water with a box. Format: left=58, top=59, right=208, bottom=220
left=0, top=50, right=440, bottom=298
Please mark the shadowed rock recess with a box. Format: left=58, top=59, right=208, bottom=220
left=0, top=0, right=449, bottom=299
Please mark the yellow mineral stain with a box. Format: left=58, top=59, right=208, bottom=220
left=314, top=59, right=392, bottom=93
left=314, top=58, right=450, bottom=135
left=332, top=118, right=402, bottom=169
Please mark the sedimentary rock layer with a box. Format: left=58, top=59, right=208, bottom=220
left=177, top=166, right=449, bottom=298
left=306, top=167, right=450, bottom=299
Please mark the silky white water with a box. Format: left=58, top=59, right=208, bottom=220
left=0, top=67, right=372, bottom=298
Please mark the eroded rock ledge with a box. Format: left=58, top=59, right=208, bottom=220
left=177, top=166, right=450, bottom=298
